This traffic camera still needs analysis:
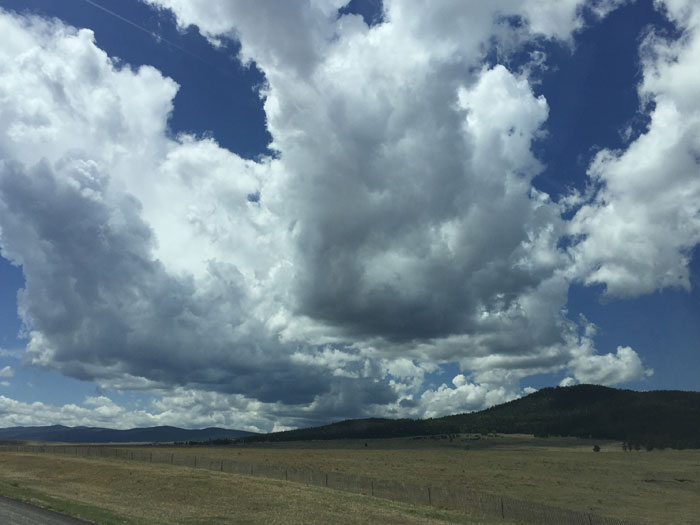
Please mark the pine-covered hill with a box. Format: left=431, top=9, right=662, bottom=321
left=444, top=385, right=700, bottom=448
left=244, top=385, right=700, bottom=448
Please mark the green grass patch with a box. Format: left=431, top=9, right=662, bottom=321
left=0, top=478, right=130, bottom=524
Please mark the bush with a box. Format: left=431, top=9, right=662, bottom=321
left=593, top=445, right=601, bottom=453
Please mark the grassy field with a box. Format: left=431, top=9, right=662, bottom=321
left=0, top=452, right=508, bottom=525
left=144, top=434, right=700, bottom=524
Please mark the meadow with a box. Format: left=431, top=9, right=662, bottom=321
left=0, top=434, right=697, bottom=524
left=0, top=451, right=504, bottom=525
left=147, top=434, right=700, bottom=524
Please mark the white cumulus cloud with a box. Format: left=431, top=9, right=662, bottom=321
left=0, top=0, right=675, bottom=429
left=568, top=0, right=700, bottom=297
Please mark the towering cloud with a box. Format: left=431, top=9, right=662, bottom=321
left=0, top=0, right=681, bottom=430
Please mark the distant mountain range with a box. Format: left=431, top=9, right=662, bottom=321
left=0, top=424, right=256, bottom=443
left=243, top=385, right=700, bottom=449
left=4, top=385, right=699, bottom=448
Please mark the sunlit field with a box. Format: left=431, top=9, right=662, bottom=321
left=0, top=452, right=504, bottom=525
left=145, top=434, right=700, bottom=524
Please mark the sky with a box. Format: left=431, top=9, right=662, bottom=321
left=0, top=0, right=699, bottom=432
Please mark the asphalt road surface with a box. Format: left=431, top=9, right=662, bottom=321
left=0, top=495, right=94, bottom=524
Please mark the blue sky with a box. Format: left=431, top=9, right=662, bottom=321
left=0, top=0, right=698, bottom=431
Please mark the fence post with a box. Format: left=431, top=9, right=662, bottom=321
left=171, top=453, right=174, bottom=465
left=428, top=487, right=431, bottom=506
left=371, top=480, right=374, bottom=497
left=500, top=497, right=504, bottom=519
left=325, top=473, right=328, bottom=487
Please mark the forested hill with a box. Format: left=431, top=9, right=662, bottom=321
left=0, top=425, right=256, bottom=443
left=246, top=385, right=700, bottom=448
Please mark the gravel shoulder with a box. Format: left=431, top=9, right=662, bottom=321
left=0, top=495, right=94, bottom=525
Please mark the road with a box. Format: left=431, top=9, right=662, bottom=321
left=0, top=495, right=94, bottom=524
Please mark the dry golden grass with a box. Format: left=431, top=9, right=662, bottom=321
left=0, top=452, right=506, bottom=525
left=146, top=434, right=700, bottom=524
